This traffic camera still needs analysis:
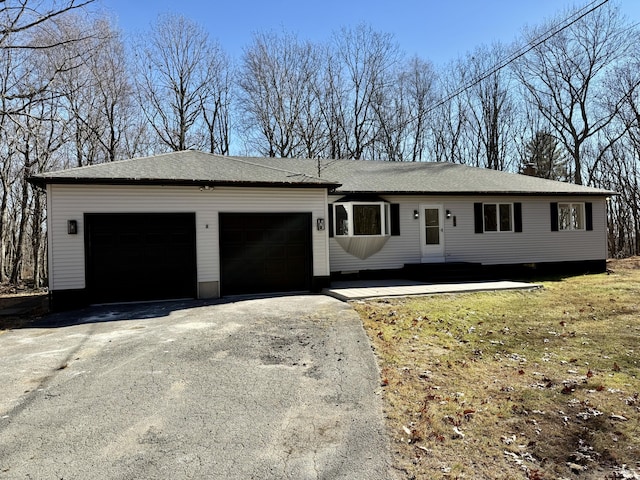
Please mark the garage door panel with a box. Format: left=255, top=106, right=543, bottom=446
left=269, top=230, right=287, bottom=243
left=219, top=213, right=312, bottom=296
left=85, top=213, right=197, bottom=304
left=286, top=243, right=307, bottom=256
left=245, top=231, right=263, bottom=242
left=266, top=245, right=287, bottom=258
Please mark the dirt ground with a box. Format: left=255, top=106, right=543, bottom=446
left=608, top=256, right=640, bottom=270
left=0, top=285, right=49, bottom=330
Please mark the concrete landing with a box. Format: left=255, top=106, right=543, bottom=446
left=323, top=279, right=541, bottom=301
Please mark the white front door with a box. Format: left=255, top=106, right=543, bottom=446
left=420, top=204, right=445, bottom=262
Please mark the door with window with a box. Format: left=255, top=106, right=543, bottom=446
left=420, top=204, right=445, bottom=262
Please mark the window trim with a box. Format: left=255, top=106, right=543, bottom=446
left=482, top=202, right=514, bottom=233
left=332, top=201, right=390, bottom=238
left=558, top=202, right=586, bottom=231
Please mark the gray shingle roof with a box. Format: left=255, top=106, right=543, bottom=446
left=29, top=150, right=615, bottom=196
left=29, top=151, right=337, bottom=188
left=312, top=158, right=615, bottom=195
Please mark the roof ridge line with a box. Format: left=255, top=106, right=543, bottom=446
left=229, top=156, right=327, bottom=182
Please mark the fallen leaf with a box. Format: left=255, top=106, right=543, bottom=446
left=501, top=435, right=516, bottom=445
left=567, top=462, right=587, bottom=472
left=503, top=450, right=522, bottom=465
left=402, top=425, right=422, bottom=443
left=609, top=414, right=628, bottom=422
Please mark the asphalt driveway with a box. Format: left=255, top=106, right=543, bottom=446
left=0, top=295, right=394, bottom=480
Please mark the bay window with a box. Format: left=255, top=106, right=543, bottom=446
left=332, top=201, right=389, bottom=237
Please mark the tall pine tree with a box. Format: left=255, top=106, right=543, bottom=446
left=521, top=131, right=568, bottom=181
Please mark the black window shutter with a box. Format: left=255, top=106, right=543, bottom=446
left=390, top=203, right=400, bottom=236
left=328, top=205, right=334, bottom=237
left=585, top=202, right=593, bottom=231
left=474, top=203, right=484, bottom=234
left=550, top=202, right=559, bottom=231
left=514, top=202, right=522, bottom=232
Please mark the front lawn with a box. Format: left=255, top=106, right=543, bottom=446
left=353, top=260, right=640, bottom=479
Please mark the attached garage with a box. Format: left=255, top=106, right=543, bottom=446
left=219, top=212, right=312, bottom=296
left=85, top=213, right=197, bottom=304
left=29, top=151, right=612, bottom=312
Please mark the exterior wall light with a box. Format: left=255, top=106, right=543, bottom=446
left=413, top=210, right=419, bottom=219
left=446, top=209, right=452, bottom=219
left=317, top=218, right=325, bottom=231
left=67, top=220, right=78, bottom=235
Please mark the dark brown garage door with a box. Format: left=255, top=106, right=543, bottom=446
left=219, top=212, right=312, bottom=296
left=85, top=213, right=197, bottom=304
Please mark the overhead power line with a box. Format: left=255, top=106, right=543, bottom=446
left=318, top=0, right=612, bottom=168
left=423, top=0, right=610, bottom=116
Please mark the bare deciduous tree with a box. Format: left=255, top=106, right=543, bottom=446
left=431, top=62, right=468, bottom=164
left=513, top=3, right=635, bottom=184
left=200, top=50, right=232, bottom=155
left=595, top=54, right=640, bottom=256
left=332, top=24, right=399, bottom=159
left=83, top=18, right=135, bottom=162
left=0, top=1, right=95, bottom=115
left=462, top=43, right=516, bottom=170
left=238, top=31, right=323, bottom=158
left=0, top=0, right=95, bottom=284
left=373, top=56, right=436, bottom=162
left=134, top=14, right=230, bottom=152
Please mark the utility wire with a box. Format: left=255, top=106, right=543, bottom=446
left=422, top=0, right=610, bottom=117
left=317, top=0, right=612, bottom=169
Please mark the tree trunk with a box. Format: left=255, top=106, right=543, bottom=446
left=31, top=190, right=44, bottom=288
left=9, top=174, right=29, bottom=284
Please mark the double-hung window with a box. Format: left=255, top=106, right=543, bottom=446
left=551, top=202, right=592, bottom=232
left=558, top=203, right=585, bottom=231
left=483, top=203, right=513, bottom=232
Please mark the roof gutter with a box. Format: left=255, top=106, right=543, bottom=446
left=331, top=190, right=618, bottom=197
left=27, top=176, right=341, bottom=190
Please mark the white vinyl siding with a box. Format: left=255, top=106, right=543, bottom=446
left=443, top=196, right=605, bottom=264
left=48, top=184, right=329, bottom=291
left=329, top=195, right=607, bottom=272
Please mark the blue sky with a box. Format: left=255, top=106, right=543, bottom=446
left=95, top=0, right=639, bottom=66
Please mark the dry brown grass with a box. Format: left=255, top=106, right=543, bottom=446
left=353, top=259, right=640, bottom=479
